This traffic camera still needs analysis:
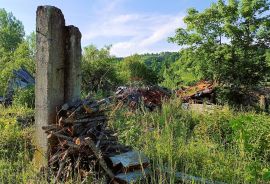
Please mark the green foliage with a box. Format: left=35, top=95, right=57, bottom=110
left=82, top=45, right=121, bottom=94
left=0, top=9, right=34, bottom=97
left=160, top=68, right=178, bottom=89
left=0, top=8, right=24, bottom=52
left=1, top=98, right=270, bottom=183
left=1, top=4, right=270, bottom=184
left=81, top=47, right=178, bottom=94
left=230, top=114, right=270, bottom=159
left=169, top=0, right=270, bottom=90
left=140, top=52, right=180, bottom=81
left=118, top=54, right=159, bottom=85
left=13, top=86, right=35, bottom=108
left=0, top=40, right=35, bottom=96
left=0, top=106, right=34, bottom=183
left=109, top=99, right=270, bottom=183
left=162, top=48, right=203, bottom=88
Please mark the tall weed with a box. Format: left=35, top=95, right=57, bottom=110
left=109, top=98, right=270, bottom=183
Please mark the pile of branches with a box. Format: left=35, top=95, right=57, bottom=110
left=115, top=86, right=171, bottom=110
left=41, top=86, right=173, bottom=182
left=42, top=98, right=133, bottom=183
left=176, top=80, right=214, bottom=104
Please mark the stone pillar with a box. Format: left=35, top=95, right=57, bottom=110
left=35, top=6, right=66, bottom=167
left=64, top=26, right=82, bottom=103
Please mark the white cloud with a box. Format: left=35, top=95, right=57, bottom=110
left=110, top=14, right=184, bottom=56
left=82, top=0, right=185, bottom=57
left=140, top=16, right=181, bottom=47
left=83, top=14, right=142, bottom=40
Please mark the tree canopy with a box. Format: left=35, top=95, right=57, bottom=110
left=118, top=54, right=159, bottom=85
left=82, top=45, right=121, bottom=93
left=0, top=8, right=24, bottom=52
left=169, top=0, right=270, bottom=89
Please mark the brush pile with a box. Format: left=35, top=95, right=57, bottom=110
left=176, top=80, right=214, bottom=104
left=115, top=86, right=171, bottom=110
left=42, top=98, right=150, bottom=183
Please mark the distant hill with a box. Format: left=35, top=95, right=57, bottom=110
left=116, top=52, right=180, bottom=72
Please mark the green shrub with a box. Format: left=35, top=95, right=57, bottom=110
left=12, top=85, right=35, bottom=108
left=0, top=106, right=35, bottom=183
left=82, top=45, right=121, bottom=93
left=118, top=54, right=159, bottom=85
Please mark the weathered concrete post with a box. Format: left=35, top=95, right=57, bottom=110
left=259, top=95, right=266, bottom=111
left=35, top=6, right=66, bottom=166
left=35, top=6, right=81, bottom=168
left=65, top=26, right=82, bottom=103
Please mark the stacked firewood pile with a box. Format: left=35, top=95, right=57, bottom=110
left=115, top=86, right=171, bottom=110
left=42, top=98, right=150, bottom=183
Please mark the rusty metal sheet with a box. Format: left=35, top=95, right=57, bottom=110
left=109, top=151, right=149, bottom=168
left=115, top=168, right=151, bottom=183
left=176, top=80, right=214, bottom=103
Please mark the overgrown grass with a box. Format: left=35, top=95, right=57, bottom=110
left=109, top=98, right=270, bottom=183
left=0, top=105, right=36, bottom=183
left=1, top=98, right=270, bottom=183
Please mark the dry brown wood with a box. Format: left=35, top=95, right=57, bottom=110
left=49, top=151, right=62, bottom=164
left=43, top=96, right=146, bottom=183
left=63, top=116, right=107, bottom=124
left=64, top=102, right=84, bottom=121
left=84, top=137, right=115, bottom=179
left=55, top=161, right=65, bottom=182
left=105, top=144, right=129, bottom=152
left=48, top=132, right=73, bottom=141
left=100, top=137, right=118, bottom=142
left=42, top=124, right=61, bottom=131
left=66, top=141, right=80, bottom=149
left=54, top=127, right=69, bottom=134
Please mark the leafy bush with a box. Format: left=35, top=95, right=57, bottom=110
left=0, top=106, right=34, bottom=183
left=82, top=45, right=121, bottom=94
left=13, top=86, right=35, bottom=108
left=118, top=54, right=159, bottom=85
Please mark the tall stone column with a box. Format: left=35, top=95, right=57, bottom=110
left=35, top=6, right=66, bottom=167
left=64, top=26, right=82, bottom=103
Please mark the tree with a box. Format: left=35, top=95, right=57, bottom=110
left=0, top=9, right=26, bottom=95
left=169, top=0, right=270, bottom=89
left=0, top=39, right=35, bottom=95
left=82, top=45, right=121, bottom=93
left=25, top=32, right=36, bottom=66
left=0, top=8, right=24, bottom=52
left=140, top=52, right=180, bottom=82
left=118, top=54, right=159, bottom=85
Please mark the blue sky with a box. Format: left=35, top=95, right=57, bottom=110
left=1, top=0, right=216, bottom=56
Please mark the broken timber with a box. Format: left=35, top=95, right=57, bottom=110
left=42, top=99, right=150, bottom=183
